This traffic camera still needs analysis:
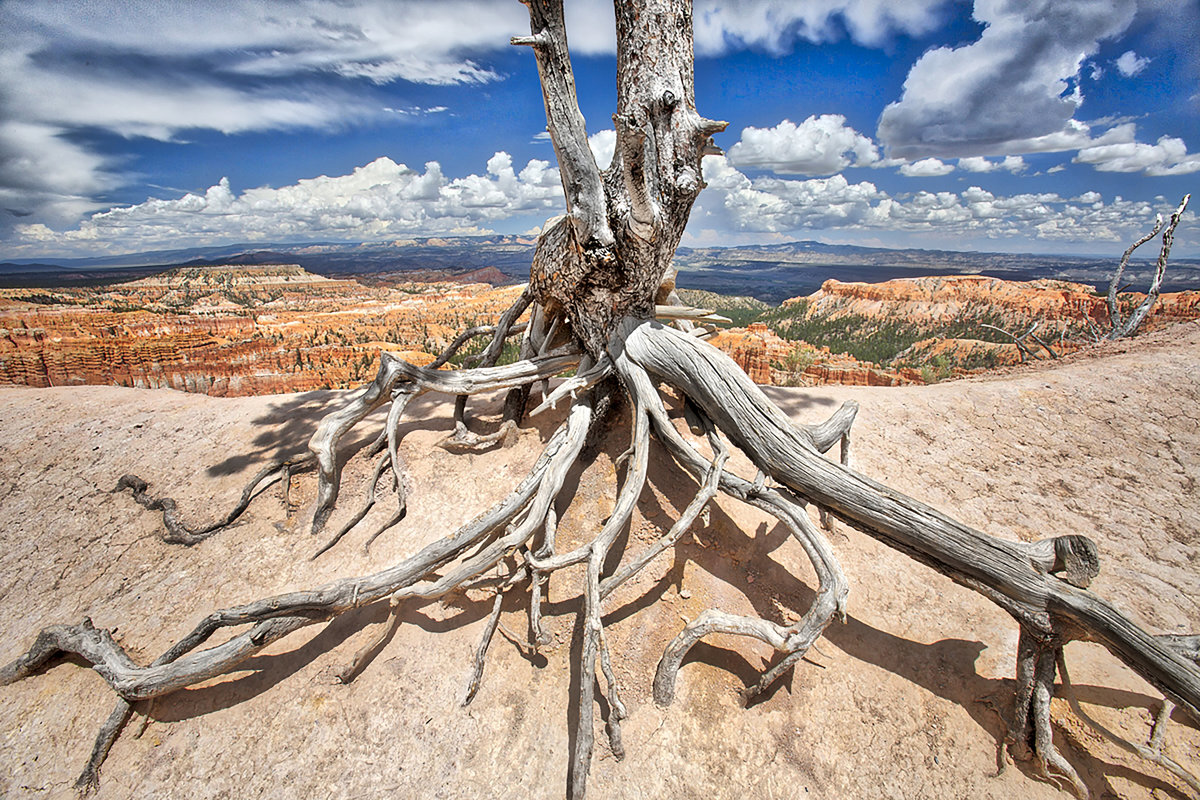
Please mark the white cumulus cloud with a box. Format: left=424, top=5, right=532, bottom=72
left=689, top=156, right=1194, bottom=247
left=899, top=158, right=954, bottom=177
left=1074, top=135, right=1200, bottom=175
left=1114, top=50, right=1150, bottom=77
left=957, top=155, right=1027, bottom=173
left=588, top=130, right=617, bottom=171
left=727, top=116, right=880, bottom=175
left=12, top=154, right=566, bottom=256
left=877, top=0, right=1137, bottom=159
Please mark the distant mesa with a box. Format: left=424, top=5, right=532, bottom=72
left=6, top=237, right=1198, bottom=299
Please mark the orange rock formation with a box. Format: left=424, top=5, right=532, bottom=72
left=0, top=265, right=524, bottom=397
left=4, top=268, right=1197, bottom=394
left=710, top=323, right=922, bottom=387
left=798, top=275, right=1200, bottom=333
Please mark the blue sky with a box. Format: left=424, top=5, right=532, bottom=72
left=1, top=0, right=1197, bottom=260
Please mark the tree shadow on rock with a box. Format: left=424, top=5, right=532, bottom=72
left=610, top=447, right=1193, bottom=800
left=205, top=390, right=363, bottom=477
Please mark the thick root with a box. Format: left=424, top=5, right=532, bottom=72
left=613, top=350, right=849, bottom=707
left=8, top=308, right=1200, bottom=800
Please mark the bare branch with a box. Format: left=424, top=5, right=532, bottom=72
left=981, top=322, right=1053, bottom=362
left=1107, top=215, right=1167, bottom=334
left=1109, top=193, right=1191, bottom=339
left=515, top=0, right=612, bottom=247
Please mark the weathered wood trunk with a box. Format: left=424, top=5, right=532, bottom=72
left=518, top=0, right=724, bottom=357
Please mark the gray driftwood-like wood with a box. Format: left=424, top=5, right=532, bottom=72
left=1105, top=193, right=1190, bottom=340
left=3, top=2, right=1198, bottom=799
left=981, top=321, right=1058, bottom=362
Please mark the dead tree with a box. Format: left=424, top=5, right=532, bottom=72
left=3, top=3, right=1199, bottom=798
left=981, top=321, right=1058, bottom=361
left=1105, top=193, right=1190, bottom=340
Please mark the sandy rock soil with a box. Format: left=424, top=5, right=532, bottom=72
left=1, top=322, right=1198, bottom=799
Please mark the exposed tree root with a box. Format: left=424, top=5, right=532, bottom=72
left=5, top=0, right=1200, bottom=793
left=74, top=699, right=132, bottom=795
left=463, top=563, right=529, bottom=706
left=6, top=311, right=1200, bottom=800
left=110, top=310, right=537, bottom=553
left=113, top=457, right=308, bottom=545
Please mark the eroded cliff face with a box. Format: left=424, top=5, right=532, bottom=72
left=799, top=275, right=1200, bottom=333
left=3, top=268, right=1198, bottom=394
left=710, top=323, right=923, bottom=387
left=0, top=265, right=524, bottom=396
left=706, top=276, right=1200, bottom=387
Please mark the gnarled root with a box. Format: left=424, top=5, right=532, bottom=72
left=307, top=320, right=574, bottom=535
left=113, top=455, right=309, bottom=545
left=608, top=316, right=1200, bottom=796
left=1002, top=629, right=1089, bottom=798
left=8, top=310, right=1200, bottom=800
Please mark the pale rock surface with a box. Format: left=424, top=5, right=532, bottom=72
left=1, top=322, right=1198, bottom=799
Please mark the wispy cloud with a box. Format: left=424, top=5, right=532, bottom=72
left=5, top=1, right=526, bottom=85
left=0, top=122, right=114, bottom=227
left=0, top=0, right=532, bottom=234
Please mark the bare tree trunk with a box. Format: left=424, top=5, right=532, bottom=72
left=516, top=0, right=725, bottom=358
left=1106, top=193, right=1190, bottom=339
left=3, top=3, right=1198, bottom=799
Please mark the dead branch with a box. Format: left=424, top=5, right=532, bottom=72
left=981, top=321, right=1057, bottom=362
left=1106, top=193, right=1191, bottom=339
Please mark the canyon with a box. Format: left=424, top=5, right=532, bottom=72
left=733, top=275, right=1200, bottom=384
left=0, top=265, right=523, bottom=396
left=2, top=266, right=1198, bottom=396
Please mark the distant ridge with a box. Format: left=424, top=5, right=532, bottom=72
left=5, top=236, right=1199, bottom=299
